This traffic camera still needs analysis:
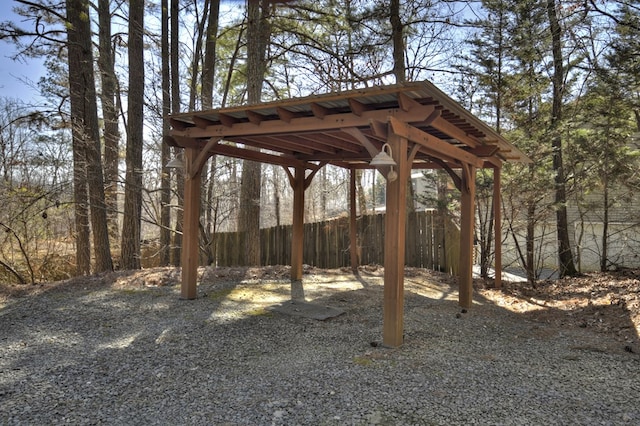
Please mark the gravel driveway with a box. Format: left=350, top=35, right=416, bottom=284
left=1, top=267, right=639, bottom=425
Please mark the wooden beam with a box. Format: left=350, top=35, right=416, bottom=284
left=458, top=162, right=476, bottom=308
left=206, top=142, right=311, bottom=169
left=423, top=108, right=441, bottom=126
left=190, top=138, right=220, bottom=179
left=290, top=166, right=305, bottom=282
left=383, top=133, right=408, bottom=348
left=171, top=135, right=201, bottom=149
left=493, top=166, right=502, bottom=289
left=310, top=102, right=330, bottom=119
left=174, top=105, right=437, bottom=140
left=397, top=92, right=422, bottom=112
left=407, top=143, right=421, bottom=167
left=342, top=127, right=379, bottom=158
left=348, top=98, right=369, bottom=116
left=388, top=116, right=483, bottom=168
left=277, top=107, right=296, bottom=123
left=164, top=135, right=179, bottom=147
left=470, top=144, right=500, bottom=158
left=181, top=148, right=201, bottom=300
left=430, top=157, right=462, bottom=191
left=369, top=119, right=388, bottom=138
left=169, top=118, right=188, bottom=131
left=303, top=161, right=327, bottom=189
left=297, top=132, right=363, bottom=153
left=246, top=110, right=265, bottom=125
left=430, top=115, right=480, bottom=148
left=240, top=135, right=317, bottom=155
left=193, top=115, right=215, bottom=129
left=218, top=113, right=238, bottom=127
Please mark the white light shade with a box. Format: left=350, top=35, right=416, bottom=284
left=165, top=157, right=185, bottom=169
left=370, top=143, right=397, bottom=167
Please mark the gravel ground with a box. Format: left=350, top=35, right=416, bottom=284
left=1, top=267, right=639, bottom=425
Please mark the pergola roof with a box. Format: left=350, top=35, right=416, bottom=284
left=167, top=80, right=530, bottom=170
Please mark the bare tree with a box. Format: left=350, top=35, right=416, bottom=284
left=547, top=0, right=577, bottom=277
left=120, top=0, right=145, bottom=270
left=238, top=0, right=271, bottom=266
left=160, top=0, right=172, bottom=266
left=66, top=0, right=113, bottom=273
left=170, top=0, right=183, bottom=266
left=97, top=0, right=121, bottom=244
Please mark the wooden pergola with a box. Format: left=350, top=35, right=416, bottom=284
left=167, top=81, right=530, bottom=347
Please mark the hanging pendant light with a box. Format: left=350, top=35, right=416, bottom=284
left=165, top=156, right=185, bottom=169
left=370, top=143, right=398, bottom=182
left=370, top=143, right=397, bottom=167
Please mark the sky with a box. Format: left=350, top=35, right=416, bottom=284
left=0, top=1, right=47, bottom=103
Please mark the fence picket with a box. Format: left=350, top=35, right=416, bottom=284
left=213, top=212, right=459, bottom=273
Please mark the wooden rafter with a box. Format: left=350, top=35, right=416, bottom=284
left=175, top=105, right=438, bottom=140
left=388, top=116, right=483, bottom=168
left=348, top=98, right=369, bottom=116
left=277, top=107, right=296, bottom=122
left=310, top=102, right=330, bottom=119
left=204, top=142, right=314, bottom=170
left=246, top=110, right=265, bottom=125
left=193, top=115, right=215, bottom=129
left=218, top=113, right=239, bottom=127
left=429, top=115, right=481, bottom=148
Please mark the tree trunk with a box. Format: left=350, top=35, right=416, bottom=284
left=201, top=0, right=220, bottom=110
left=66, top=0, right=113, bottom=273
left=66, top=1, right=90, bottom=276
left=72, top=143, right=90, bottom=275
left=390, top=0, right=405, bottom=83
left=547, top=0, right=577, bottom=277
left=600, top=169, right=609, bottom=272
left=238, top=0, right=270, bottom=266
left=120, top=0, right=145, bottom=270
left=356, top=170, right=367, bottom=215
left=526, top=196, right=536, bottom=284
left=160, top=0, right=171, bottom=266
left=170, top=0, right=183, bottom=266
left=200, top=0, right=220, bottom=266
left=97, top=0, right=120, bottom=245
left=188, top=0, right=209, bottom=111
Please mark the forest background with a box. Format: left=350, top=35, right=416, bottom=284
left=0, top=0, right=639, bottom=286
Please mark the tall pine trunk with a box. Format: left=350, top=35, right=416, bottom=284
left=170, top=0, right=183, bottom=266
left=390, top=0, right=404, bottom=83
left=120, top=0, right=145, bottom=270
left=547, top=0, right=577, bottom=277
left=201, top=0, right=220, bottom=265
left=239, top=0, right=270, bottom=266
left=66, top=0, right=113, bottom=273
left=98, top=0, right=120, bottom=245
left=160, top=0, right=172, bottom=266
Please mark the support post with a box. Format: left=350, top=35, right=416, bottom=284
left=349, top=169, right=359, bottom=273
left=383, top=134, right=408, bottom=348
left=181, top=148, right=202, bottom=299
left=458, top=163, right=477, bottom=308
left=290, top=166, right=305, bottom=282
left=493, top=166, right=502, bottom=289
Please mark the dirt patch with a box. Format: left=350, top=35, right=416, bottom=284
left=478, top=269, right=640, bottom=347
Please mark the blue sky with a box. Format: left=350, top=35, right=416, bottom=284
left=0, top=1, right=47, bottom=103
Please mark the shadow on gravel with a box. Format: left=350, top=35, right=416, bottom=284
left=1, top=265, right=639, bottom=424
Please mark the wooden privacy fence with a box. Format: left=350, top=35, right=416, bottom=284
left=214, top=211, right=460, bottom=274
